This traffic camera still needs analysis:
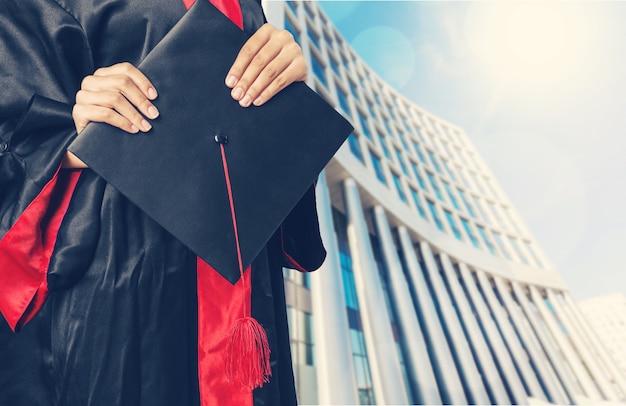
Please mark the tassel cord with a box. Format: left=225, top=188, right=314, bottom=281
left=219, top=143, right=247, bottom=317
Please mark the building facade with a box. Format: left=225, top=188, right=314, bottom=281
left=264, top=1, right=626, bottom=404
left=579, top=294, right=626, bottom=381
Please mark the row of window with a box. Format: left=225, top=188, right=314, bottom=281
left=285, top=1, right=541, bottom=269
left=350, top=134, right=523, bottom=238
left=285, top=1, right=486, bottom=177
left=353, top=142, right=542, bottom=268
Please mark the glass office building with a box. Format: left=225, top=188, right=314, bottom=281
left=264, top=1, right=626, bottom=404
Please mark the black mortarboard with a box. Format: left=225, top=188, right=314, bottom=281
left=68, top=0, right=352, bottom=285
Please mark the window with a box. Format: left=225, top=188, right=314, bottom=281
left=442, top=141, right=454, bottom=160
left=427, top=172, right=443, bottom=201
left=488, top=201, right=506, bottom=229
left=458, top=189, right=476, bottom=218
left=474, top=196, right=491, bottom=224
left=349, top=80, right=359, bottom=100
left=445, top=210, right=462, bottom=241
left=358, top=112, right=372, bottom=140
left=383, top=117, right=393, bottom=136
left=378, top=133, right=391, bottom=159
left=397, top=131, right=409, bottom=151
left=427, top=150, right=442, bottom=174
left=477, top=225, right=496, bottom=255
left=414, top=125, right=426, bottom=144
left=392, top=173, right=407, bottom=203
left=311, top=53, right=326, bottom=87
left=525, top=241, right=544, bottom=268
left=508, top=237, right=529, bottom=265
left=485, top=177, right=500, bottom=200
left=410, top=188, right=427, bottom=219
left=461, top=218, right=480, bottom=248
left=442, top=159, right=457, bottom=182
left=470, top=172, right=485, bottom=194
left=370, top=151, right=386, bottom=185
left=504, top=207, right=522, bottom=235
left=286, top=0, right=298, bottom=14
left=395, top=148, right=408, bottom=176
left=411, top=163, right=426, bottom=190
left=457, top=167, right=471, bottom=188
left=456, top=147, right=469, bottom=167
left=366, top=100, right=376, bottom=118
left=307, top=25, right=320, bottom=49
left=328, top=55, right=341, bottom=76
left=337, top=86, right=350, bottom=116
left=348, top=134, right=364, bottom=162
left=493, top=232, right=512, bottom=260
left=284, top=17, right=299, bottom=44
left=413, top=141, right=426, bottom=163
left=443, top=182, right=460, bottom=210
left=323, top=30, right=334, bottom=48
left=427, top=199, right=444, bottom=231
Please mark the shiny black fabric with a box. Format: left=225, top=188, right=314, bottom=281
left=0, top=1, right=325, bottom=405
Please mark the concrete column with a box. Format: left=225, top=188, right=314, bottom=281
left=419, top=242, right=491, bottom=405
left=439, top=257, right=513, bottom=404
left=397, top=226, right=466, bottom=405
left=310, top=171, right=359, bottom=405
left=562, top=293, right=626, bottom=397
left=372, top=207, right=440, bottom=405
left=546, top=289, right=618, bottom=401
left=493, top=276, right=568, bottom=404
left=511, top=281, right=580, bottom=403
left=461, top=268, right=532, bottom=404
left=529, top=285, right=601, bottom=399
left=342, top=179, right=409, bottom=405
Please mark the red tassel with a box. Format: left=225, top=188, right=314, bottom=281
left=225, top=316, right=272, bottom=390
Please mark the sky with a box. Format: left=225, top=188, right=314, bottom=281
left=318, top=1, right=626, bottom=302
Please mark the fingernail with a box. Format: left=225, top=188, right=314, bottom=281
left=148, top=87, right=158, bottom=100
left=130, top=124, right=139, bottom=133
left=253, top=96, right=263, bottom=106
left=141, top=119, right=152, bottom=132
left=232, top=87, right=244, bottom=100
left=239, top=94, right=252, bottom=107
left=148, top=105, right=159, bottom=119
left=226, top=75, right=237, bottom=88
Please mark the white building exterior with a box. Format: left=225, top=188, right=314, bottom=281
left=264, top=1, right=626, bottom=404
left=579, top=294, right=626, bottom=381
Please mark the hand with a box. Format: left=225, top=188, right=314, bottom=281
left=226, top=24, right=307, bottom=108
left=72, top=62, right=159, bottom=134
left=64, top=62, right=160, bottom=168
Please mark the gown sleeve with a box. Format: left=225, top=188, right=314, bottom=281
left=279, top=184, right=327, bottom=273
left=0, top=0, right=92, bottom=332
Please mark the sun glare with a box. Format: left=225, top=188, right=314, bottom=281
left=464, top=2, right=590, bottom=88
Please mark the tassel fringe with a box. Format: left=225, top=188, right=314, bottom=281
left=225, top=316, right=272, bottom=390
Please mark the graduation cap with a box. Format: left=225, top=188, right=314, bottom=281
left=68, top=0, right=352, bottom=389
left=68, top=0, right=352, bottom=285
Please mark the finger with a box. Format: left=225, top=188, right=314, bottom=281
left=93, top=62, right=158, bottom=100
left=76, top=89, right=152, bottom=132
left=225, top=24, right=274, bottom=90
left=239, top=52, right=291, bottom=107
left=81, top=74, right=159, bottom=121
left=232, top=42, right=284, bottom=106
left=73, top=102, right=140, bottom=135
left=251, top=58, right=307, bottom=107
left=81, top=74, right=159, bottom=119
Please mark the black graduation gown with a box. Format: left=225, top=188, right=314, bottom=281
left=0, top=1, right=326, bottom=405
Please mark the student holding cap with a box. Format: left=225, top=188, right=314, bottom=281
left=0, top=1, right=352, bottom=405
